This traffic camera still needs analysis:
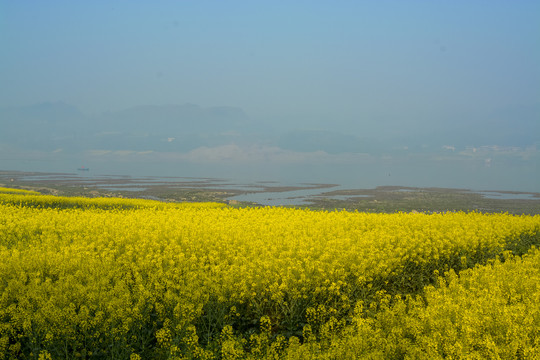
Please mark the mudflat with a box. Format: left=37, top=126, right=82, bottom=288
left=1, top=170, right=539, bottom=214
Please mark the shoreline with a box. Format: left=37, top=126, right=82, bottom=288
left=1, top=169, right=540, bottom=214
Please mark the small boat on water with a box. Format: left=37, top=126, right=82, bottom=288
left=77, top=166, right=90, bottom=171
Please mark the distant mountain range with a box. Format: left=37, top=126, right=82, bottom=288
left=1, top=101, right=538, bottom=160
left=1, top=102, right=253, bottom=153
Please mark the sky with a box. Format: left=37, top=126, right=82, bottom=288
left=1, top=1, right=539, bottom=190
left=2, top=2, right=539, bottom=126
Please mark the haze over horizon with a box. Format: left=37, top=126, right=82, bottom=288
left=1, top=1, right=539, bottom=192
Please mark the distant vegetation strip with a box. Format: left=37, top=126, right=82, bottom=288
left=0, top=186, right=40, bottom=195
left=0, top=193, right=539, bottom=359
left=0, top=192, right=226, bottom=210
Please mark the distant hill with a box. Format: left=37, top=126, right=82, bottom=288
left=0, top=101, right=86, bottom=151
left=0, top=102, right=253, bottom=153
left=96, top=103, right=250, bottom=133
left=1, top=102, right=538, bottom=159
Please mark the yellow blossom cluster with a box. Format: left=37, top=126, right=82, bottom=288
left=287, top=247, right=540, bottom=359
left=0, top=193, right=538, bottom=358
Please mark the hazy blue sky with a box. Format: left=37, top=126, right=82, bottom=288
left=2, top=1, right=539, bottom=132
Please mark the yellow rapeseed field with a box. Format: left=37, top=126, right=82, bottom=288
left=0, top=191, right=538, bottom=359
